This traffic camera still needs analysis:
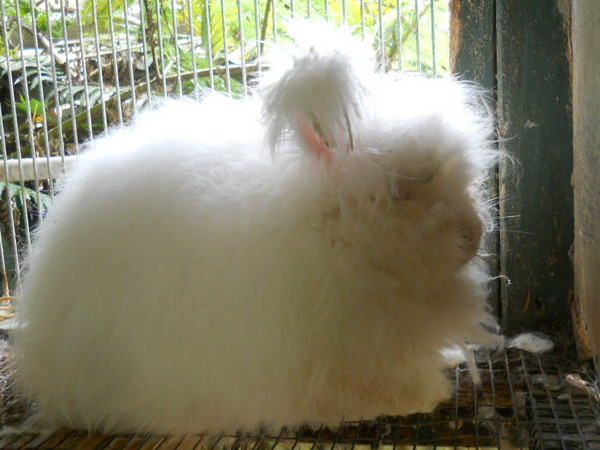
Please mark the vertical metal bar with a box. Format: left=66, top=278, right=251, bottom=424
left=414, top=0, right=421, bottom=72
left=170, top=0, right=183, bottom=96
left=430, top=0, right=436, bottom=76
left=89, top=0, right=109, bottom=131
left=155, top=0, right=169, bottom=94
left=473, top=364, right=481, bottom=448
left=413, top=411, right=422, bottom=447
left=377, top=0, right=385, bottom=70
left=453, top=365, right=461, bottom=446
left=0, top=102, right=21, bottom=285
left=38, top=0, right=69, bottom=181
left=12, top=0, right=45, bottom=223
left=205, top=0, right=216, bottom=89
left=73, top=0, right=95, bottom=142
left=396, top=0, right=403, bottom=70
left=359, top=0, right=364, bottom=38
left=271, top=0, right=277, bottom=43
left=106, top=0, right=124, bottom=122
left=307, top=0, right=311, bottom=19
left=55, top=0, right=81, bottom=154
left=219, top=0, right=231, bottom=95
left=0, top=0, right=33, bottom=249
left=25, top=0, right=56, bottom=199
left=139, top=0, right=156, bottom=98
left=503, top=350, right=529, bottom=449
left=485, top=350, right=505, bottom=449
left=186, top=0, right=199, bottom=96
left=236, top=0, right=248, bottom=96
left=0, top=227, right=9, bottom=299
left=137, top=0, right=155, bottom=99
left=253, top=0, right=261, bottom=70
left=122, top=0, right=139, bottom=106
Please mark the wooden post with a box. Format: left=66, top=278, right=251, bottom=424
left=496, top=0, right=573, bottom=337
left=450, top=0, right=496, bottom=90
left=572, top=2, right=600, bottom=365
left=452, top=0, right=574, bottom=339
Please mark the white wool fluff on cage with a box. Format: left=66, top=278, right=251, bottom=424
left=14, top=27, right=499, bottom=435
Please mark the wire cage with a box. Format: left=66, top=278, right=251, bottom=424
left=1, top=347, right=600, bottom=448
left=0, top=0, right=599, bottom=448
left=0, top=0, right=448, bottom=295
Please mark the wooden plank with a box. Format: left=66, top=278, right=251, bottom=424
left=136, top=435, right=168, bottom=449
left=59, top=433, right=112, bottom=449
left=496, top=0, right=573, bottom=335
left=450, top=0, right=496, bottom=90
left=175, top=434, right=208, bottom=449
left=35, top=428, right=75, bottom=448
left=0, top=432, right=37, bottom=448
left=21, top=429, right=57, bottom=448
left=122, top=435, right=166, bottom=449
left=449, top=0, right=499, bottom=317
left=106, top=435, right=136, bottom=449
left=153, top=435, right=185, bottom=449
left=572, top=3, right=600, bottom=365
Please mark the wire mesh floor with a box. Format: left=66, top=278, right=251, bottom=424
left=0, top=340, right=599, bottom=449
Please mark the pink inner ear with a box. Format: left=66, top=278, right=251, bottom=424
left=298, top=117, right=333, bottom=162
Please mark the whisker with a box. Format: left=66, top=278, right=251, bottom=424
left=498, top=214, right=522, bottom=219
left=498, top=229, right=536, bottom=236
left=394, top=161, right=441, bottom=183
left=472, top=254, right=495, bottom=264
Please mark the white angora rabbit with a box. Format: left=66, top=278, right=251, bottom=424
left=14, top=28, right=498, bottom=434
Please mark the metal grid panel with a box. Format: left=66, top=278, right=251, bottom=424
left=2, top=3, right=597, bottom=448
left=1, top=346, right=599, bottom=448
left=0, top=0, right=449, bottom=306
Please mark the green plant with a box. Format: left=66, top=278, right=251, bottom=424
left=0, top=0, right=450, bottom=160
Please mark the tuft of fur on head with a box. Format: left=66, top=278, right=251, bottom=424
left=260, top=23, right=371, bottom=158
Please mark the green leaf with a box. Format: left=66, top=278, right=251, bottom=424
left=0, top=181, right=52, bottom=211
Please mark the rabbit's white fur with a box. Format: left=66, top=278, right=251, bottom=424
left=14, top=29, right=498, bottom=435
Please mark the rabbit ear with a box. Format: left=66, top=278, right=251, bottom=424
left=297, top=114, right=334, bottom=162
left=260, top=30, right=370, bottom=160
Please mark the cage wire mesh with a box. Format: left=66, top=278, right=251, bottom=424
left=1, top=347, right=600, bottom=448
left=0, top=0, right=449, bottom=297
left=1, top=0, right=600, bottom=448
